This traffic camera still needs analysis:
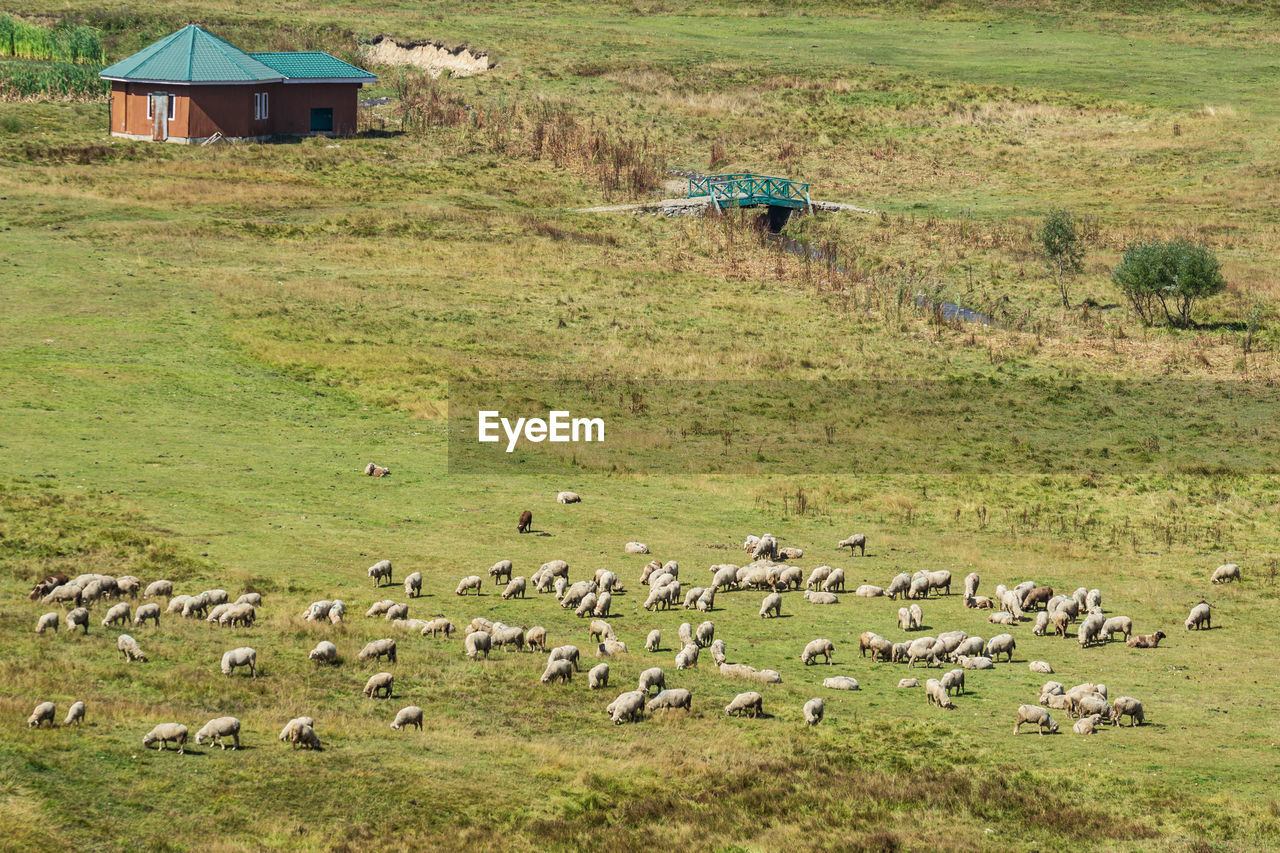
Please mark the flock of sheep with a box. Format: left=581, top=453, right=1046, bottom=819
left=20, top=500, right=1239, bottom=748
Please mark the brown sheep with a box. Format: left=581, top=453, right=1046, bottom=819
left=1021, top=585, right=1054, bottom=611
left=364, top=462, right=391, bottom=477
left=28, top=574, right=69, bottom=601
left=517, top=510, right=533, bottom=534
left=1126, top=631, right=1166, bottom=649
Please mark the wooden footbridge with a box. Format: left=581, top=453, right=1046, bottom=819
left=688, top=173, right=812, bottom=229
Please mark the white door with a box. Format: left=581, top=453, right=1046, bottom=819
left=150, top=94, right=168, bottom=141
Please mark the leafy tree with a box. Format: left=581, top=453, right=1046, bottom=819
left=1112, top=239, right=1226, bottom=328
left=1037, top=208, right=1085, bottom=308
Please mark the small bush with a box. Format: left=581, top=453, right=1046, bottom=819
left=1112, top=239, right=1226, bottom=328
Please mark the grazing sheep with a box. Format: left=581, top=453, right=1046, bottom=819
left=557, top=491, right=581, bottom=504
left=143, top=723, right=188, bottom=753
left=1032, top=611, right=1050, bottom=636
left=675, top=644, right=699, bottom=670
left=683, top=587, right=704, bottom=610
left=952, top=637, right=985, bottom=660
left=1211, top=563, right=1240, bottom=584
left=608, top=690, right=646, bottom=725
left=906, top=577, right=930, bottom=600
left=1110, top=696, right=1145, bottom=727
left=909, top=604, right=924, bottom=630
left=574, top=593, right=598, bottom=618
left=217, top=603, right=256, bottom=627
left=725, top=692, right=764, bottom=718
left=907, top=637, right=941, bottom=669
left=181, top=594, right=210, bottom=619
left=142, top=580, right=173, bottom=599
left=1072, top=693, right=1111, bottom=720
left=221, top=647, right=257, bottom=677
left=801, top=638, right=835, bottom=666
left=455, top=576, right=482, bottom=596
left=517, top=510, right=533, bottom=533
left=638, top=667, right=666, bottom=695
left=422, top=618, right=456, bottom=638
left=1100, top=616, right=1133, bottom=642
left=402, top=572, right=423, bottom=599
left=695, top=621, right=715, bottom=648
left=195, top=717, right=241, bottom=750
left=1077, top=613, right=1105, bottom=648
left=541, top=659, right=574, bottom=684
left=803, top=591, right=839, bottom=605
left=759, top=592, right=783, bottom=619
left=625, top=542, right=649, bottom=554
left=35, top=611, right=59, bottom=634
left=1127, top=631, right=1166, bottom=649
left=358, top=638, right=397, bottom=665
left=596, top=570, right=621, bottom=594
left=588, top=620, right=614, bottom=643
left=301, top=600, right=333, bottom=621
left=837, top=533, right=867, bottom=556
left=940, top=668, right=965, bottom=696
left=1029, top=661, right=1054, bottom=675
left=166, top=594, right=191, bottom=614
left=1014, top=705, right=1059, bottom=735
left=364, top=462, right=391, bottom=477
left=639, top=560, right=663, bottom=586
left=549, top=645, right=581, bottom=671
left=363, top=672, right=394, bottom=698
left=823, top=676, right=860, bottom=691
left=821, top=569, right=846, bottom=593
left=44, top=583, right=83, bottom=608
left=65, top=607, right=89, bottom=634
left=206, top=603, right=233, bottom=625
left=1074, top=713, right=1103, bottom=735
left=27, top=702, right=55, bottom=728
left=391, top=706, right=424, bottom=730
left=963, top=572, right=979, bottom=598
left=597, top=638, right=628, bottom=657
left=523, top=625, right=547, bottom=652
left=126, top=603, right=159, bottom=628
left=593, top=591, right=613, bottom=618
left=898, top=678, right=919, bottom=688
left=647, top=688, right=693, bottom=713
left=368, top=560, right=393, bottom=587
left=63, top=701, right=85, bottom=727
left=309, top=641, right=338, bottom=663
left=984, top=634, right=1016, bottom=663
left=885, top=572, right=911, bottom=600
left=465, top=631, right=492, bottom=660
left=696, top=587, right=716, bottom=613
left=290, top=723, right=321, bottom=750
left=1185, top=601, right=1212, bottom=631
left=492, top=626, right=525, bottom=651
left=925, top=678, right=954, bottom=709
left=868, top=638, right=893, bottom=662
left=561, top=580, right=594, bottom=608
left=800, top=697, right=825, bottom=726
left=279, top=717, right=314, bottom=743
left=752, top=534, right=778, bottom=562
left=233, top=593, right=262, bottom=607
left=202, top=589, right=229, bottom=607
left=588, top=663, right=610, bottom=690
left=99, top=602, right=130, bottom=628
left=710, top=566, right=739, bottom=593
left=641, top=629, right=661, bottom=653
left=117, top=634, right=148, bottom=662
left=805, top=566, right=833, bottom=590
left=1086, top=588, right=1102, bottom=611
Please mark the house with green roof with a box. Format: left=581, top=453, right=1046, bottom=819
left=100, top=25, right=376, bottom=142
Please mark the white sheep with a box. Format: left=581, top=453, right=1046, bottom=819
left=647, top=689, right=693, bottom=713
left=625, top=542, right=649, bottom=554
left=801, top=638, right=835, bottom=666
left=557, top=491, right=582, bottom=504
left=1074, top=713, right=1103, bottom=735
left=279, top=716, right=314, bottom=742
left=363, top=672, right=394, bottom=698
left=898, top=678, right=919, bottom=688
left=487, top=560, right=513, bottom=585
left=1110, top=696, right=1145, bottom=727
left=465, top=631, right=492, bottom=660
left=1077, top=613, right=1105, bottom=648
left=422, top=618, right=456, bottom=638
left=638, top=667, right=666, bottom=695
left=131, top=603, right=160, bottom=627
left=65, top=607, right=89, bottom=634
left=1029, top=661, right=1053, bottom=675
left=101, top=602, right=131, bottom=628
left=1185, top=601, right=1212, bottom=631
left=234, top=593, right=262, bottom=607
left=195, top=716, right=241, bottom=750
left=503, top=576, right=528, bottom=600
left=854, top=584, right=884, bottom=597
left=1211, top=563, right=1240, bottom=584
left=957, top=655, right=994, bottom=670
left=143, top=579, right=173, bottom=599
left=492, top=626, right=525, bottom=651
left=358, top=638, right=397, bottom=665
left=143, top=723, right=188, bottom=752
left=803, top=591, right=838, bottom=605
left=1100, top=616, right=1133, bottom=642
left=925, top=678, right=954, bottom=709
left=837, top=533, right=867, bottom=556
left=695, top=621, right=715, bottom=648
left=64, top=701, right=85, bottom=726
left=391, top=706, right=424, bottom=730
left=709, top=639, right=727, bottom=666
left=27, top=702, right=55, bottom=728
left=644, top=629, right=661, bottom=653
left=368, top=559, right=393, bottom=586
left=675, top=644, right=698, bottom=670
left=455, top=575, right=482, bottom=596
left=608, top=690, right=646, bottom=724
left=821, top=569, right=846, bottom=593
left=823, top=676, right=859, bottom=691
left=117, top=634, right=148, bottom=662
left=309, top=640, right=338, bottom=663
left=588, top=662, right=610, bottom=690
left=574, top=593, right=598, bottom=618
left=1014, top=705, right=1059, bottom=735
left=166, top=594, right=191, bottom=614
left=984, top=634, right=1016, bottom=662
left=221, top=647, right=257, bottom=677
left=549, top=645, right=580, bottom=671
left=403, top=572, right=423, bottom=598
left=35, top=611, right=59, bottom=634
left=759, top=592, right=782, bottom=618
left=725, top=692, right=764, bottom=718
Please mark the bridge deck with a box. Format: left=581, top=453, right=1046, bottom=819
left=688, top=173, right=811, bottom=210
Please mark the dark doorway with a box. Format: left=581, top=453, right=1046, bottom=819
left=309, top=108, right=334, bottom=133
left=766, top=205, right=792, bottom=233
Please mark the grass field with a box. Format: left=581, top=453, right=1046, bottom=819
left=2, top=1, right=1280, bottom=850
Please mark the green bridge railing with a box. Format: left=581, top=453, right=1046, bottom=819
left=688, top=173, right=811, bottom=211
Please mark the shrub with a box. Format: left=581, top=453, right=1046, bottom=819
left=1037, top=207, right=1084, bottom=308
left=1112, top=239, right=1226, bottom=328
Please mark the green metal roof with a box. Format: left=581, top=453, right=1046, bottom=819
left=250, top=52, right=375, bottom=81
left=100, top=25, right=282, bottom=83
left=99, top=26, right=376, bottom=84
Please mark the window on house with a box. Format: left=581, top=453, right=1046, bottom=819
left=254, top=92, right=269, bottom=121
left=146, top=93, right=175, bottom=121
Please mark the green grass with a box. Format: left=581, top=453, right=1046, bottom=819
left=3, top=1, right=1280, bottom=849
